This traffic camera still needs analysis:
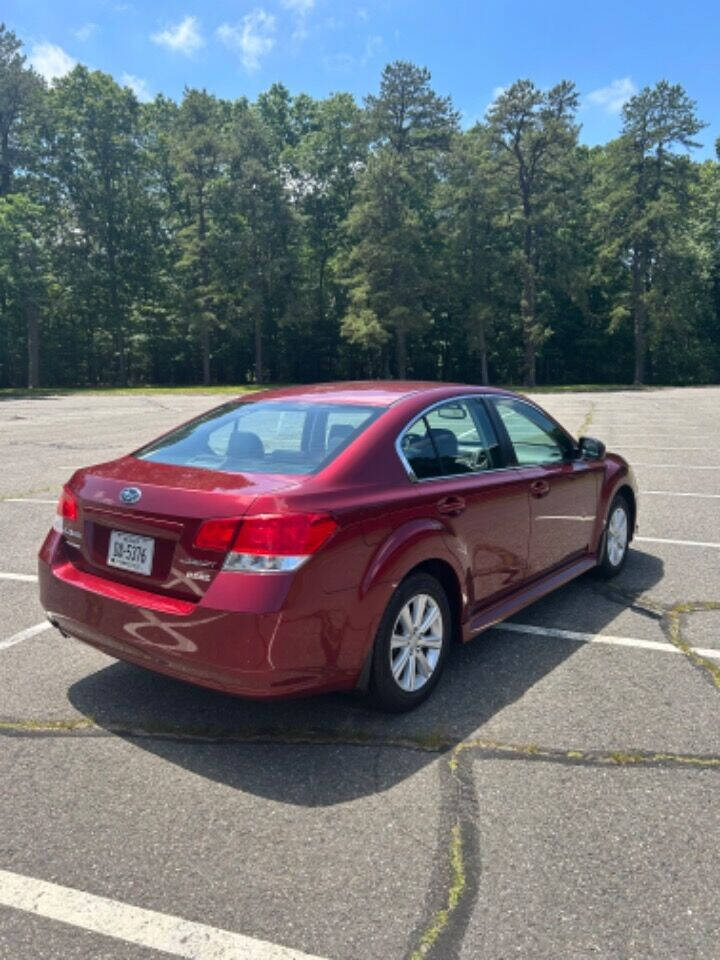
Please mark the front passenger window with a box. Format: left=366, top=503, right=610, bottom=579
left=492, top=397, right=572, bottom=466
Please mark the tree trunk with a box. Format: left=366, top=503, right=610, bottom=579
left=395, top=322, right=407, bottom=379
left=475, top=307, right=489, bottom=385
left=198, top=187, right=211, bottom=386
left=254, top=314, right=264, bottom=384
left=0, top=129, right=10, bottom=197
left=521, top=265, right=537, bottom=387
left=631, top=248, right=646, bottom=385
left=201, top=323, right=211, bottom=386
left=520, top=207, right=537, bottom=387
left=26, top=301, right=39, bottom=388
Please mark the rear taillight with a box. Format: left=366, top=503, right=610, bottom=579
left=224, top=512, right=338, bottom=573
left=53, top=486, right=77, bottom=533
left=193, top=517, right=239, bottom=552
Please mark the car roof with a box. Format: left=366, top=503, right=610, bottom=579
left=237, top=381, right=513, bottom=407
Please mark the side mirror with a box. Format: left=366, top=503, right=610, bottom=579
left=578, top=436, right=606, bottom=460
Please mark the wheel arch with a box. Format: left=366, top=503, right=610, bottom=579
left=354, top=554, right=465, bottom=692
left=401, top=558, right=464, bottom=643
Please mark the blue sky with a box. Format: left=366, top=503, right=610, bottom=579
left=6, top=0, right=719, bottom=157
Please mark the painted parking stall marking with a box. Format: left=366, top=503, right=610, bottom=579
left=636, top=536, right=720, bottom=550
left=495, top=622, right=720, bottom=661
left=0, top=869, right=328, bottom=960
left=2, top=498, right=57, bottom=504
left=632, top=463, right=720, bottom=470
left=0, top=572, right=38, bottom=582
left=641, top=491, right=720, bottom=499
left=0, top=622, right=51, bottom=652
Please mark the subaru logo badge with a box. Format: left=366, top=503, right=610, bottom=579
left=120, top=487, right=141, bottom=505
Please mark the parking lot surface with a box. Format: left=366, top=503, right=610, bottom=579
left=1, top=387, right=719, bottom=959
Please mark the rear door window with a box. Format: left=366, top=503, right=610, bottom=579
left=400, top=398, right=503, bottom=479
left=400, top=418, right=443, bottom=479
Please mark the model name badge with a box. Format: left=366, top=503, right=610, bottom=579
left=186, top=571, right=211, bottom=582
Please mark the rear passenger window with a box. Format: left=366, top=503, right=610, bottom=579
left=400, top=419, right=443, bottom=479
left=400, top=399, right=503, bottom=480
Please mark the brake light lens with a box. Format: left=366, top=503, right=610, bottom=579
left=224, top=512, right=338, bottom=573
left=53, top=486, right=78, bottom=533
left=232, top=513, right=337, bottom=555
left=193, top=517, right=240, bottom=552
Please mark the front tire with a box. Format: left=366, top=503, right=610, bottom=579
left=369, top=573, right=451, bottom=712
left=596, top=494, right=630, bottom=579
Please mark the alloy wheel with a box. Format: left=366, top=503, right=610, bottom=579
left=389, top=593, right=444, bottom=692
left=607, top=505, right=628, bottom=567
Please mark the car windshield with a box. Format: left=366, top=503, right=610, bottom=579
left=135, top=400, right=385, bottom=475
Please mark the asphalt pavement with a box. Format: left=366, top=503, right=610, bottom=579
left=1, top=387, right=719, bottom=960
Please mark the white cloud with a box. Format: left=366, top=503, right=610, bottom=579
left=323, top=34, right=382, bottom=73
left=323, top=52, right=355, bottom=72
left=151, top=15, right=204, bottom=56
left=28, top=42, right=77, bottom=81
left=281, top=0, right=314, bottom=11
left=121, top=73, right=152, bottom=102
left=357, top=7, right=369, bottom=21
left=483, top=85, right=507, bottom=116
left=217, top=10, right=276, bottom=72
left=362, top=34, right=382, bottom=63
left=586, top=77, right=637, bottom=115
left=281, top=0, right=314, bottom=45
left=74, top=23, right=98, bottom=42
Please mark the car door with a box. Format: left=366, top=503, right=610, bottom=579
left=487, top=395, right=601, bottom=577
left=399, top=397, right=531, bottom=611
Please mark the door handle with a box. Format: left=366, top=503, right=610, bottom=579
left=530, top=479, right=550, bottom=498
left=436, top=495, right=466, bottom=517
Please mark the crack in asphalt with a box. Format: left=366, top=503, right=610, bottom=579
left=405, top=587, right=720, bottom=958
left=2, top=722, right=720, bottom=770
left=3, top=544, right=720, bottom=958
left=576, top=401, right=596, bottom=438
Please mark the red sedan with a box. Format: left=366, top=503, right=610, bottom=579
left=39, top=382, right=637, bottom=711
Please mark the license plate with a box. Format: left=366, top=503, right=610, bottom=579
left=107, top=531, right=155, bottom=576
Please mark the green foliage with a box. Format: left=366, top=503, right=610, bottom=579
left=0, top=34, right=717, bottom=389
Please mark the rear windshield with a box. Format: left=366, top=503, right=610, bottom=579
left=135, top=400, right=385, bottom=475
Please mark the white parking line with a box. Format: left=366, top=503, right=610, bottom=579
left=641, top=490, right=720, bottom=499
left=497, top=622, right=720, bottom=660
left=0, top=572, right=38, bottom=582
left=636, top=536, right=720, bottom=550
left=0, top=622, right=51, bottom=652
left=632, top=463, right=720, bottom=470
left=617, top=446, right=717, bottom=451
left=2, top=498, right=56, bottom=504
left=0, top=869, right=326, bottom=960
left=603, top=437, right=716, bottom=443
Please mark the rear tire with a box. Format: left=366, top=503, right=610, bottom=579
left=595, top=494, right=630, bottom=579
left=369, top=573, right=451, bottom=712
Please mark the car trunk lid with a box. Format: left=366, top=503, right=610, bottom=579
left=62, top=456, right=303, bottom=601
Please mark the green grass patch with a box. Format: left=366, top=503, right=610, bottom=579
left=0, top=384, right=276, bottom=398
left=0, top=381, right=690, bottom=399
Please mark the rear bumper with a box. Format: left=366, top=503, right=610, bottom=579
left=38, top=532, right=369, bottom=699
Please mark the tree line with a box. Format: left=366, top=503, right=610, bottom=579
left=0, top=23, right=718, bottom=390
